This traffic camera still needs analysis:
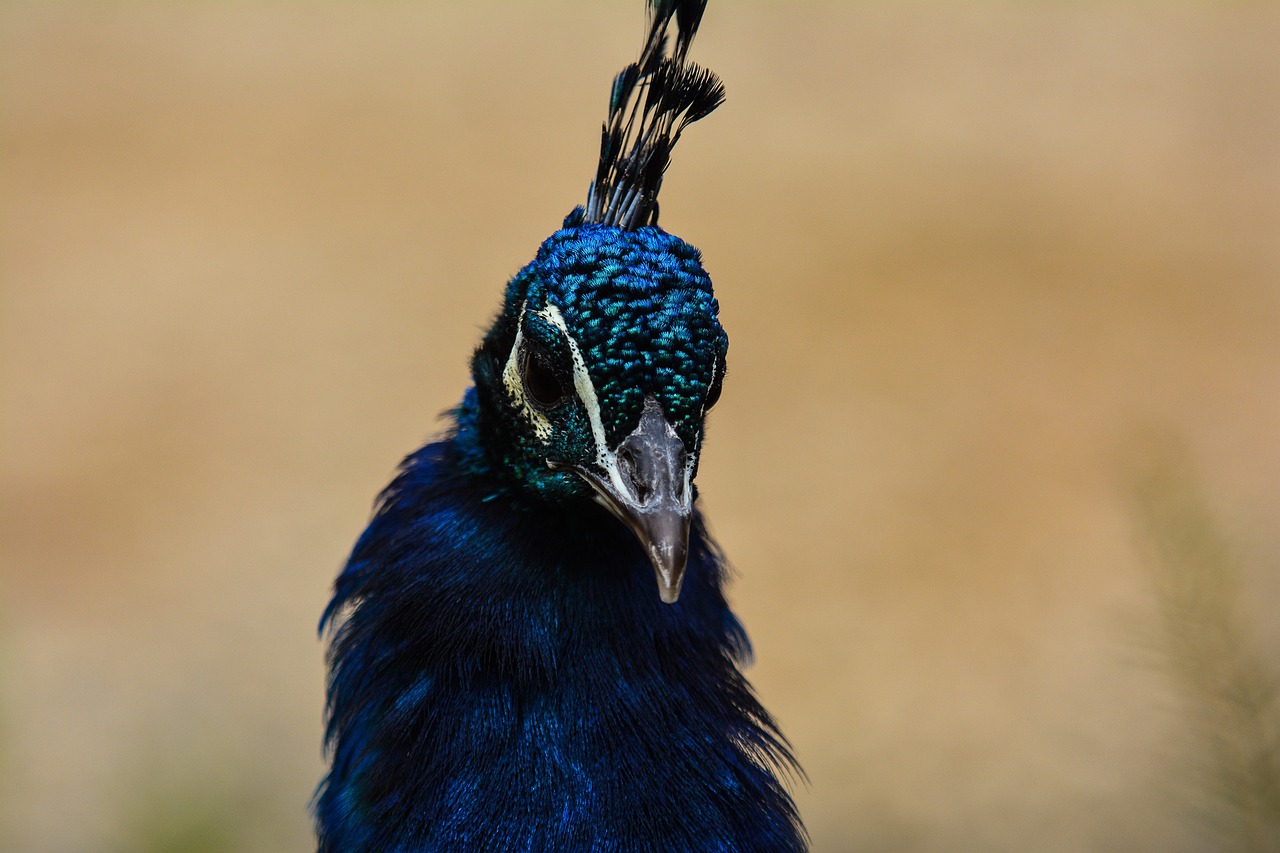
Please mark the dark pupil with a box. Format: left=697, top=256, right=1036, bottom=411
left=521, top=346, right=564, bottom=408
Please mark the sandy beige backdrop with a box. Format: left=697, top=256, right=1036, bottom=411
left=3, top=3, right=1279, bottom=852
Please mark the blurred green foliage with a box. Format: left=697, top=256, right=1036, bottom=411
left=0, top=613, right=9, bottom=850
left=117, top=797, right=237, bottom=853
left=1135, top=456, right=1280, bottom=852
left=110, top=769, right=286, bottom=853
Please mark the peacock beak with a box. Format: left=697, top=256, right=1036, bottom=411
left=573, top=397, right=693, bottom=604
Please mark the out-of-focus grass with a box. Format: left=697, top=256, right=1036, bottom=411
left=116, top=796, right=236, bottom=853
left=1135, top=455, right=1280, bottom=852
left=0, top=612, right=10, bottom=851
left=112, top=779, right=267, bottom=853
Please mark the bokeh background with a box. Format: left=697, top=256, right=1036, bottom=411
left=3, top=3, right=1279, bottom=851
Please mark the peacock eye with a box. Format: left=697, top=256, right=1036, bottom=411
left=519, top=344, right=565, bottom=409
left=704, top=356, right=726, bottom=410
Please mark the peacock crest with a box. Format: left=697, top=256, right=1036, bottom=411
left=582, top=0, right=726, bottom=229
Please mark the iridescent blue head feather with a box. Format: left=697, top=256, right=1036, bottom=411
left=468, top=223, right=727, bottom=494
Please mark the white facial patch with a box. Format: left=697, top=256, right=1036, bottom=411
left=501, top=305, right=554, bottom=441
left=505, top=300, right=697, bottom=504
left=531, top=303, right=640, bottom=500
left=683, top=453, right=696, bottom=503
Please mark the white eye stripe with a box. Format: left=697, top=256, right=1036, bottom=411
left=533, top=303, right=640, bottom=499
left=501, top=305, right=553, bottom=441
left=506, top=300, right=695, bottom=501
left=696, top=351, right=718, bottom=423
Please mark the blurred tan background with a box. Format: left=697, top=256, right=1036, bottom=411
left=3, top=3, right=1280, bottom=851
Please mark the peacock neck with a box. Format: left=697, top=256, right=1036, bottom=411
left=318, top=416, right=802, bottom=851
left=346, top=423, right=746, bottom=691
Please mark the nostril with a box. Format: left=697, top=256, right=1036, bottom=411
left=616, top=446, right=652, bottom=504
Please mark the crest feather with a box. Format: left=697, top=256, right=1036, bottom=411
left=583, top=0, right=725, bottom=230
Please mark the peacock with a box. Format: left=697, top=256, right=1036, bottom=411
left=316, top=2, right=806, bottom=850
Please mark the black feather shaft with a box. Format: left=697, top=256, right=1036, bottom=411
left=584, top=0, right=723, bottom=229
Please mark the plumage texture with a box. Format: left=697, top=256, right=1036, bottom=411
left=317, top=2, right=804, bottom=850
left=484, top=224, right=727, bottom=455
left=317, top=433, right=802, bottom=852
left=585, top=0, right=726, bottom=229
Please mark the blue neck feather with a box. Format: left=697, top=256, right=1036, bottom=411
left=316, top=400, right=805, bottom=852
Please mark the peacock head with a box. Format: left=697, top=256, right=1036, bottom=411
left=471, top=221, right=727, bottom=603
left=468, top=0, right=727, bottom=603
